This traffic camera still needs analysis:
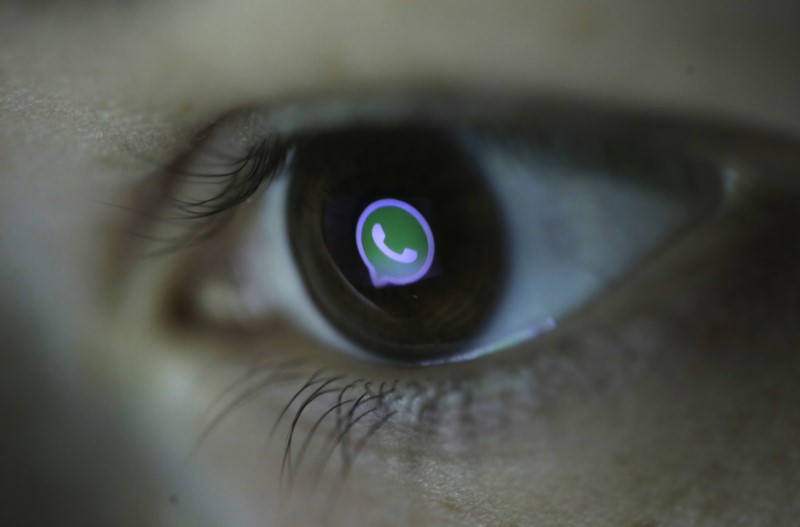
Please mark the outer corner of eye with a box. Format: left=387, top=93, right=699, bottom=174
left=155, top=98, right=724, bottom=367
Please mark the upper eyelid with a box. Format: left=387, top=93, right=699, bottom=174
left=109, top=95, right=798, bottom=300
left=184, top=94, right=800, bottom=174
left=118, top=95, right=800, bottom=264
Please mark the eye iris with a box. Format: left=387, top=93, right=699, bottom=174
left=287, top=126, right=507, bottom=362
left=356, top=199, right=435, bottom=287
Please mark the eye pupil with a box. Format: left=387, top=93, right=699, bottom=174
left=287, top=126, right=507, bottom=362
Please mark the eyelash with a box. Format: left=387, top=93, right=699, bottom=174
left=195, top=352, right=481, bottom=489
left=139, top=134, right=290, bottom=255
left=171, top=138, right=284, bottom=217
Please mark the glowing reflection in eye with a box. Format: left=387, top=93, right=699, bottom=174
left=355, top=198, right=436, bottom=288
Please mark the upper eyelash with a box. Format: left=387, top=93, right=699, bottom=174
left=166, top=136, right=287, bottom=219
left=131, top=134, right=290, bottom=255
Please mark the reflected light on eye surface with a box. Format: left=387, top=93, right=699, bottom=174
left=355, top=198, right=436, bottom=288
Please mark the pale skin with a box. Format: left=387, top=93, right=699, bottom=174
left=2, top=1, right=800, bottom=526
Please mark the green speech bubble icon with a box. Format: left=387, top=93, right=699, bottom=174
left=355, top=198, right=435, bottom=287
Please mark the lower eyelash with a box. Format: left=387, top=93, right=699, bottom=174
left=280, top=376, right=398, bottom=487
left=195, top=352, right=471, bottom=490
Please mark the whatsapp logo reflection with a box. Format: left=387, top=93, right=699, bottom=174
left=355, top=199, right=435, bottom=287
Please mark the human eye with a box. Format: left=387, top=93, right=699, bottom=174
left=111, top=93, right=772, bottom=510
left=139, top=96, right=722, bottom=368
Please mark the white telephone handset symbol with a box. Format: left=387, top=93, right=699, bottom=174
left=372, top=223, right=418, bottom=264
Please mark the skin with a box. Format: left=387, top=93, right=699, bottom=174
left=2, top=1, right=799, bottom=526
